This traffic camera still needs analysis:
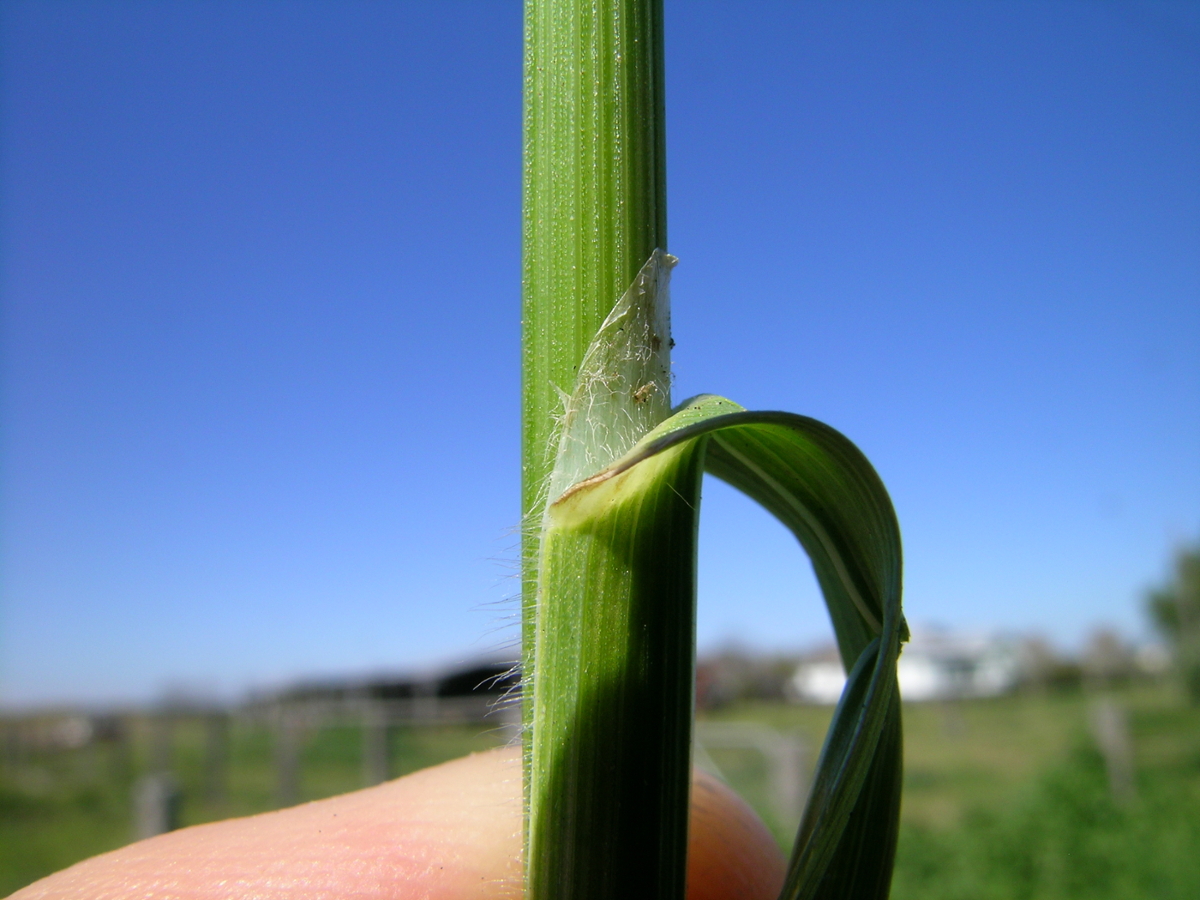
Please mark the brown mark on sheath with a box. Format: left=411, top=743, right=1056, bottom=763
left=632, top=383, right=656, bottom=404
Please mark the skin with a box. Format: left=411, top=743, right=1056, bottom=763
left=14, top=747, right=786, bottom=900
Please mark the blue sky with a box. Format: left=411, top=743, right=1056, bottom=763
left=2, top=1, right=1197, bottom=707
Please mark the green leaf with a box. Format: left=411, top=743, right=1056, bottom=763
left=530, top=392, right=907, bottom=900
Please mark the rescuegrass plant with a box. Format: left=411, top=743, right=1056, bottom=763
left=521, top=2, right=908, bottom=899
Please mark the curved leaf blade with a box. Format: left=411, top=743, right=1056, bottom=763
left=558, top=394, right=907, bottom=899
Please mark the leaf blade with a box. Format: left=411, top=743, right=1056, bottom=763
left=557, top=394, right=907, bottom=899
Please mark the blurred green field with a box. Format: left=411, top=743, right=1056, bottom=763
left=3, top=684, right=1198, bottom=897
left=702, top=683, right=1200, bottom=900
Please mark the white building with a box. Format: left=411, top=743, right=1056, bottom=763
left=789, top=630, right=1026, bottom=704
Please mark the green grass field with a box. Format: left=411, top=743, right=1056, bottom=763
left=3, top=684, right=1198, bottom=897
left=701, top=683, right=1200, bottom=900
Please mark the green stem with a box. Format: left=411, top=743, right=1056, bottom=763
left=521, top=0, right=672, bottom=896
left=521, top=0, right=666, bottom=526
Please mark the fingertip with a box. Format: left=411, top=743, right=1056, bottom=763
left=687, top=768, right=787, bottom=900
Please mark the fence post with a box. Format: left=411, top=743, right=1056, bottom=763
left=133, top=773, right=182, bottom=840
left=1089, top=696, right=1135, bottom=803
left=773, top=729, right=806, bottom=827
left=362, top=700, right=389, bottom=786
left=275, top=704, right=302, bottom=807
left=203, top=711, right=229, bottom=803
